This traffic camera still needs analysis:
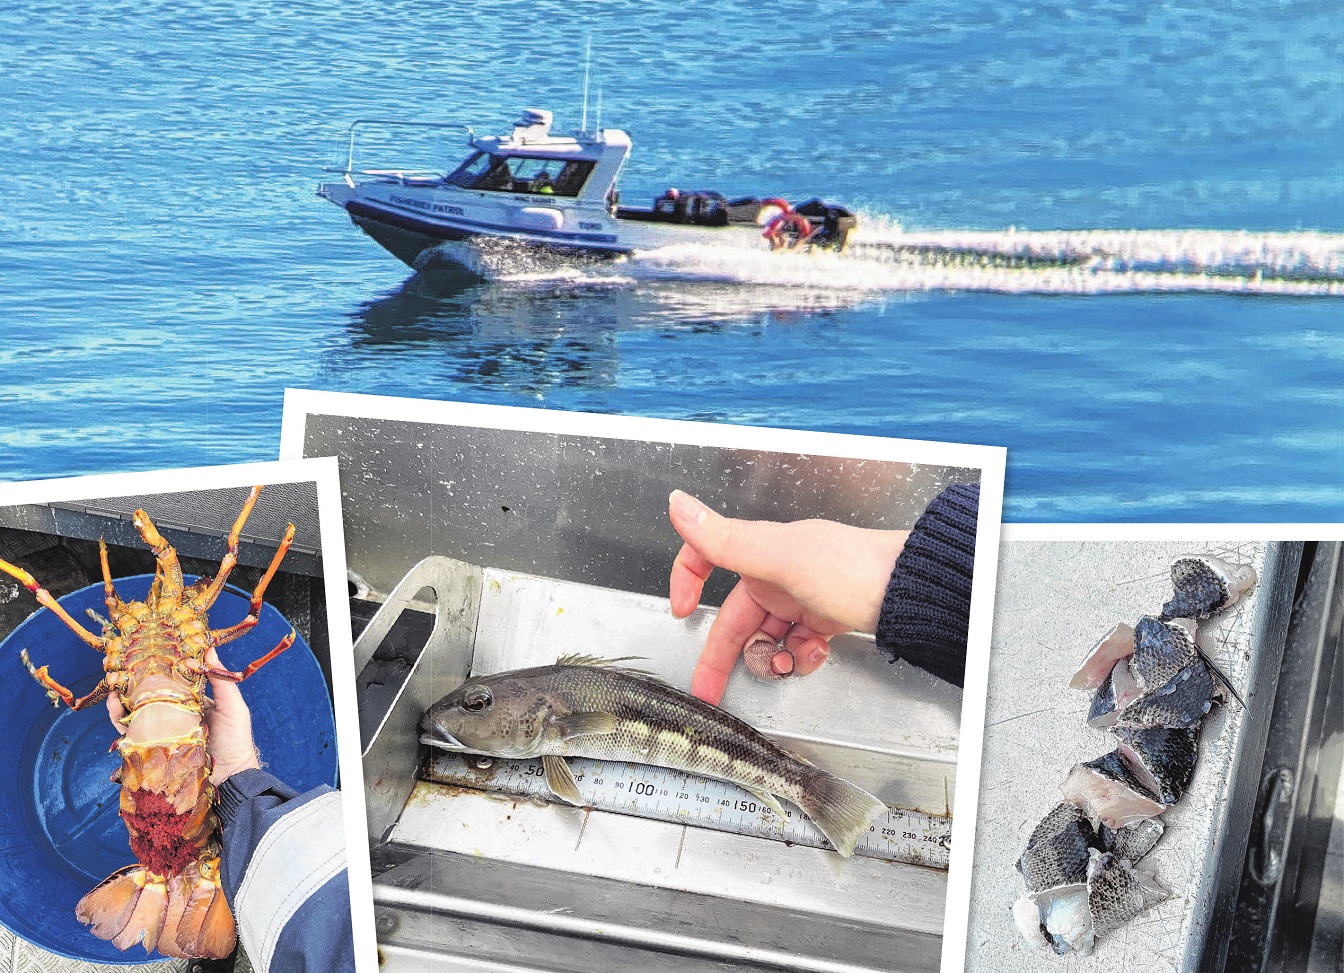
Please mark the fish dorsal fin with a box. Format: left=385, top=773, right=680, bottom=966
left=556, top=653, right=647, bottom=670
left=553, top=653, right=673, bottom=684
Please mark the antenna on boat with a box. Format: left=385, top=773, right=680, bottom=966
left=580, top=35, right=592, bottom=133
left=596, top=84, right=603, bottom=134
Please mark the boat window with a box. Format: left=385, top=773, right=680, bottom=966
left=451, top=154, right=595, bottom=197
left=444, top=152, right=494, bottom=188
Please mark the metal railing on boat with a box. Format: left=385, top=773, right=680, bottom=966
left=326, top=119, right=476, bottom=184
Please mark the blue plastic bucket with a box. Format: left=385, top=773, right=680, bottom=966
left=0, top=575, right=339, bottom=963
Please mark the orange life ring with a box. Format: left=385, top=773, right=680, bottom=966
left=762, top=211, right=813, bottom=248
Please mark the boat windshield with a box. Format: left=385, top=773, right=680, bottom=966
left=445, top=152, right=594, bottom=197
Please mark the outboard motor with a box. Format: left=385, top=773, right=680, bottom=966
left=794, top=198, right=858, bottom=251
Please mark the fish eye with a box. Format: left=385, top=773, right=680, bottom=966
left=462, top=687, right=492, bottom=713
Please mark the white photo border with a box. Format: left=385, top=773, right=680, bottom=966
left=0, top=458, right=377, bottom=973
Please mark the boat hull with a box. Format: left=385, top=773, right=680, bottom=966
left=321, top=180, right=765, bottom=270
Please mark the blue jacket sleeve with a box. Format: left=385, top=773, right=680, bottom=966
left=875, top=481, right=980, bottom=687
left=215, top=767, right=356, bottom=973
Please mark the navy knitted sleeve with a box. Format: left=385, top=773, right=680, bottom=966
left=874, top=482, right=980, bottom=687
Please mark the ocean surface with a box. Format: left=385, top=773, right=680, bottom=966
left=1, top=0, right=1340, bottom=520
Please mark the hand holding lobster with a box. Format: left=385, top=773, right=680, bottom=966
left=108, top=647, right=262, bottom=786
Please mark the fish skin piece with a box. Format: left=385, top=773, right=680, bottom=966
left=1100, top=817, right=1164, bottom=865
left=1070, top=622, right=1136, bottom=692
left=1017, top=802, right=1106, bottom=893
left=1115, top=658, right=1217, bottom=730
left=1087, top=657, right=1145, bottom=728
left=1087, top=852, right=1169, bottom=940
left=1130, top=616, right=1199, bottom=694
left=1114, top=723, right=1201, bottom=806
left=1161, top=556, right=1257, bottom=622
left=421, top=654, right=888, bottom=858
left=1061, top=751, right=1168, bottom=829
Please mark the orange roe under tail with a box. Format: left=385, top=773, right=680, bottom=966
left=124, top=789, right=200, bottom=875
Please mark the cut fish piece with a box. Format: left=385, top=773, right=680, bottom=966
left=1070, top=622, right=1136, bottom=691
left=1012, top=894, right=1053, bottom=951
left=1017, top=802, right=1106, bottom=892
left=1061, top=751, right=1168, bottom=829
left=1087, top=852, right=1169, bottom=939
left=1130, top=616, right=1199, bottom=694
left=1087, top=657, right=1144, bottom=728
left=1161, top=555, right=1257, bottom=621
left=1012, top=884, right=1092, bottom=956
left=1116, top=657, right=1217, bottom=729
left=1114, top=723, right=1201, bottom=805
left=1100, top=817, right=1164, bottom=865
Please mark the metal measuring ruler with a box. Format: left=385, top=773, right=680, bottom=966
left=424, top=751, right=951, bottom=869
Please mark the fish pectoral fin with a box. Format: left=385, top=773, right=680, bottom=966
left=553, top=712, right=621, bottom=740
left=745, top=787, right=790, bottom=821
left=542, top=755, right=584, bottom=806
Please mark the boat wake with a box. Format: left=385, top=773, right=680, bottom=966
left=627, top=224, right=1344, bottom=297
left=421, top=225, right=1344, bottom=298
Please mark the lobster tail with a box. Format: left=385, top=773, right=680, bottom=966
left=173, top=858, right=238, bottom=959
left=77, top=860, right=236, bottom=959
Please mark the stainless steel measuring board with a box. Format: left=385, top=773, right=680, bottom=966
left=425, top=750, right=952, bottom=869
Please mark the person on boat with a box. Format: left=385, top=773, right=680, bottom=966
left=654, top=187, right=682, bottom=218
left=532, top=170, right=555, bottom=195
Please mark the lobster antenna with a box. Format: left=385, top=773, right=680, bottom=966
left=581, top=36, right=592, bottom=133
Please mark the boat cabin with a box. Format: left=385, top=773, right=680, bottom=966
left=449, top=109, right=630, bottom=205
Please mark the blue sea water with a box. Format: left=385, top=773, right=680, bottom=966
left=1, top=0, right=1340, bottom=520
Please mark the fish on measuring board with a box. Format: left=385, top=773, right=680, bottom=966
left=419, top=654, right=889, bottom=858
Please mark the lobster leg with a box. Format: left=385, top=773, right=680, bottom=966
left=0, top=557, right=106, bottom=650
left=132, top=509, right=185, bottom=608
left=21, top=649, right=112, bottom=709
left=194, top=485, right=263, bottom=612
left=206, top=522, right=295, bottom=647
left=206, top=629, right=297, bottom=683
left=99, top=539, right=124, bottom=615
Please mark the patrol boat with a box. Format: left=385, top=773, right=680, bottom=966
left=318, top=108, right=857, bottom=268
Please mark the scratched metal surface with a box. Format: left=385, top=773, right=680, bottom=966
left=966, top=540, right=1269, bottom=971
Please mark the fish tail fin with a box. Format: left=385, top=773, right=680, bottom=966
left=799, top=769, right=889, bottom=858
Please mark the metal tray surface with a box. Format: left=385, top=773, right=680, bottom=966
left=965, top=540, right=1284, bottom=971
left=363, top=560, right=957, bottom=971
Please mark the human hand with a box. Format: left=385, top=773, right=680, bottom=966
left=667, top=490, right=909, bottom=705
left=106, top=647, right=261, bottom=785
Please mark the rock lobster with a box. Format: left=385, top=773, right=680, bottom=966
left=0, top=485, right=297, bottom=959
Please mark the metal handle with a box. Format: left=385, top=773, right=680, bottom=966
left=1249, top=768, right=1294, bottom=886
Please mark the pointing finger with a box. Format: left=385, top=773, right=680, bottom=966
left=691, top=581, right=769, bottom=705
